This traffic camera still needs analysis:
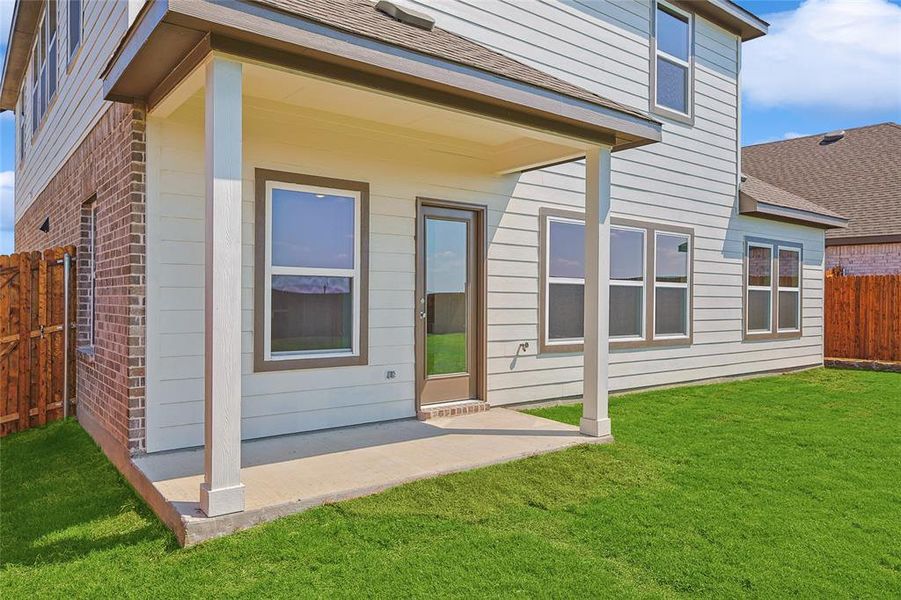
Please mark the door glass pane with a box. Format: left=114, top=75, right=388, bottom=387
left=549, top=283, right=584, bottom=340
left=271, top=275, right=352, bottom=353
left=778, top=290, right=800, bottom=330
left=656, top=233, right=689, bottom=283
left=610, top=285, right=642, bottom=338
left=748, top=289, right=771, bottom=332
left=611, top=228, right=644, bottom=281
left=426, top=218, right=468, bottom=375
left=271, top=188, right=355, bottom=269
left=549, top=219, right=585, bottom=278
left=656, top=56, right=688, bottom=113
left=655, top=287, right=687, bottom=336
left=779, top=249, right=800, bottom=288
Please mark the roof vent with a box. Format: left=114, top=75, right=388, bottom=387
left=820, top=130, right=845, bottom=145
left=375, top=1, right=435, bottom=31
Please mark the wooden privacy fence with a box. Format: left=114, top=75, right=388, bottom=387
left=0, top=246, right=76, bottom=436
left=825, top=274, right=901, bottom=362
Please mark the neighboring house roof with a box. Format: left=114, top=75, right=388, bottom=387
left=739, top=173, right=848, bottom=230
left=253, top=0, right=652, bottom=123
left=742, top=123, right=901, bottom=243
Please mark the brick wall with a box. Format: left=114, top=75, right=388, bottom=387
left=826, top=242, right=901, bottom=275
left=14, top=102, right=147, bottom=454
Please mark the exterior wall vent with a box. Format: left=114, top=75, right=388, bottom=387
left=375, top=1, right=436, bottom=31
left=821, top=130, right=845, bottom=144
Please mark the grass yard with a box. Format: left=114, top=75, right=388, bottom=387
left=2, top=369, right=899, bottom=598
left=426, top=332, right=467, bottom=374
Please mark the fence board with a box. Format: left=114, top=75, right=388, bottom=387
left=0, top=246, right=76, bottom=436
left=825, top=274, right=901, bottom=362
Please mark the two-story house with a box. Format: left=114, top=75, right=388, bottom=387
left=1, top=0, right=847, bottom=543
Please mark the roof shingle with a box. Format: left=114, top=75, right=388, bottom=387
left=740, top=174, right=846, bottom=220
left=742, top=123, right=901, bottom=240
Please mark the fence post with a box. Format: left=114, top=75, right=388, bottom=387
left=63, top=252, right=71, bottom=418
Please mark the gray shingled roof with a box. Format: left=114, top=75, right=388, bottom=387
left=742, top=123, right=901, bottom=240
left=252, top=0, right=655, bottom=123
left=740, top=174, right=846, bottom=220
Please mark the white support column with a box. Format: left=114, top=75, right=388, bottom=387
left=200, top=57, right=245, bottom=517
left=581, top=146, right=613, bottom=438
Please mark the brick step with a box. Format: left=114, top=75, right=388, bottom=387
left=417, top=400, right=490, bottom=420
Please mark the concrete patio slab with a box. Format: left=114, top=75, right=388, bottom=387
left=132, top=408, right=611, bottom=545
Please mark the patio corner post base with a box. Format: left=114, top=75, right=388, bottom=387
left=200, top=482, right=246, bottom=517
left=580, top=417, right=612, bottom=438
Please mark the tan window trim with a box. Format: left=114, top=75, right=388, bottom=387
left=743, top=237, right=803, bottom=341
left=538, top=210, right=694, bottom=354
left=253, top=169, right=369, bottom=372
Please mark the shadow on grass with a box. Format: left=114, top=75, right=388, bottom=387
left=0, top=419, right=177, bottom=567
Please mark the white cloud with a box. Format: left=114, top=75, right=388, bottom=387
left=781, top=131, right=809, bottom=140
left=743, top=0, right=901, bottom=110
left=0, top=171, right=14, bottom=254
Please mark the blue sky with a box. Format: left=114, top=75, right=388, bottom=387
left=1, top=0, right=899, bottom=254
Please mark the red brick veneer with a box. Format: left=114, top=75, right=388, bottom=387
left=826, top=243, right=901, bottom=275
left=14, top=102, right=148, bottom=453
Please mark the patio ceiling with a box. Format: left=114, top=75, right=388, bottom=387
left=154, top=59, right=596, bottom=174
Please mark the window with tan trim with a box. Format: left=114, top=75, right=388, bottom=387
left=744, top=238, right=803, bottom=340
left=539, top=210, right=694, bottom=353
left=30, top=1, right=59, bottom=137
left=254, top=170, right=369, bottom=372
left=651, top=1, right=694, bottom=122
left=68, top=0, right=83, bottom=61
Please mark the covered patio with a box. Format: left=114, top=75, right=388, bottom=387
left=101, top=0, right=661, bottom=538
left=134, top=406, right=609, bottom=545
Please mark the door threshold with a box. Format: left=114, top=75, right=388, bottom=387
left=417, top=399, right=489, bottom=421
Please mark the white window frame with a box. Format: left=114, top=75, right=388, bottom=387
left=46, top=0, right=58, bottom=103
left=31, top=13, right=43, bottom=136
left=17, top=90, right=26, bottom=163
left=652, top=230, right=691, bottom=340
left=610, top=224, right=646, bottom=342
left=653, top=0, right=693, bottom=119
left=68, top=0, right=83, bottom=62
left=544, top=214, right=586, bottom=347
left=263, top=181, right=362, bottom=362
left=746, top=242, right=774, bottom=335
left=777, top=247, right=801, bottom=333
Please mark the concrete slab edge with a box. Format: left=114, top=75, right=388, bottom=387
left=181, top=433, right=613, bottom=546
left=77, top=406, right=189, bottom=546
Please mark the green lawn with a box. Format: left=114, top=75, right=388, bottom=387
left=2, top=369, right=899, bottom=598
left=427, top=332, right=466, bottom=374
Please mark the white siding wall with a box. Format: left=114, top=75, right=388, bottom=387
left=14, top=1, right=142, bottom=221
left=144, top=0, right=825, bottom=451
left=399, top=0, right=825, bottom=405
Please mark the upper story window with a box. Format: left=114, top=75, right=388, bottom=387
left=653, top=1, right=693, bottom=121
left=30, top=1, right=59, bottom=137
left=18, top=90, right=26, bottom=163
left=69, top=0, right=83, bottom=60
left=539, top=210, right=694, bottom=353
left=255, top=170, right=370, bottom=372
left=745, top=239, right=803, bottom=340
